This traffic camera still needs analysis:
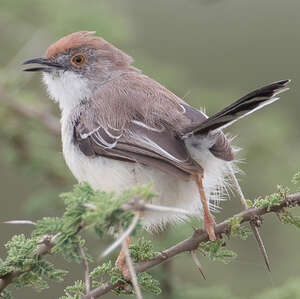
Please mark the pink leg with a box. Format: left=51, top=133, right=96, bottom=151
left=195, top=173, right=216, bottom=241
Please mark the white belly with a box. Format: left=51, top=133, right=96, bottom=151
left=61, top=118, right=232, bottom=230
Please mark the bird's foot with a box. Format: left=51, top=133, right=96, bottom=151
left=204, top=214, right=217, bottom=241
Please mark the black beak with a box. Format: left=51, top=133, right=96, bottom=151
left=22, top=57, right=63, bottom=72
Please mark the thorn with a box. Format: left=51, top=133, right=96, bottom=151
left=229, top=167, right=271, bottom=272
left=101, top=212, right=140, bottom=259
left=79, top=244, right=91, bottom=295
left=191, top=250, right=206, bottom=280
left=121, top=229, right=143, bottom=299
left=250, top=223, right=271, bottom=272
left=37, top=235, right=52, bottom=245
left=144, top=203, right=196, bottom=216
left=51, top=232, right=61, bottom=241
left=3, top=220, right=36, bottom=225
left=83, top=203, right=96, bottom=209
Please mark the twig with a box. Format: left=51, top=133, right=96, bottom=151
left=143, top=203, right=196, bottom=216
left=79, top=244, right=92, bottom=296
left=121, top=228, right=143, bottom=299
left=100, top=213, right=140, bottom=259
left=191, top=250, right=206, bottom=280
left=81, top=192, right=300, bottom=299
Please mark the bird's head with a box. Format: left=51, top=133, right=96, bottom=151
left=23, top=31, right=133, bottom=112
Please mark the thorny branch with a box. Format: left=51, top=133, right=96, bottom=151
left=80, top=192, right=300, bottom=299
left=0, top=186, right=299, bottom=297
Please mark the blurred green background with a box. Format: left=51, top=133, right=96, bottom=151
left=1, top=0, right=300, bottom=298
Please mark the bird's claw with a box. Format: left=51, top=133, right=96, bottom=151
left=204, top=215, right=217, bottom=241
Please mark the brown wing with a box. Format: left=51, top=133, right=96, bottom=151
left=74, top=115, right=202, bottom=180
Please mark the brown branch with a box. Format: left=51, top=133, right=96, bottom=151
left=81, top=192, right=300, bottom=299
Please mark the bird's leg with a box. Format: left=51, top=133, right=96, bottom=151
left=195, top=173, right=216, bottom=241
left=115, top=236, right=131, bottom=280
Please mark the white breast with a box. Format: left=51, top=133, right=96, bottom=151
left=43, top=71, right=91, bottom=114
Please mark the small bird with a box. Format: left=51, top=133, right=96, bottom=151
left=23, top=31, right=289, bottom=243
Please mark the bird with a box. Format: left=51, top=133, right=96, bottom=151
left=23, top=31, right=289, bottom=252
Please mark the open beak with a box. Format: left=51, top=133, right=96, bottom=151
left=22, top=57, right=63, bottom=72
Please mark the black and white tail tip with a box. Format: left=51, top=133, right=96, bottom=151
left=184, top=79, right=291, bottom=136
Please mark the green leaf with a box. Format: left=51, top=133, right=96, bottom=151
left=246, top=199, right=253, bottom=207
left=253, top=192, right=283, bottom=210
left=228, top=216, right=252, bottom=240
left=32, top=217, right=63, bottom=237
left=138, top=272, right=161, bottom=295
left=129, top=237, right=157, bottom=263
left=1, top=234, right=67, bottom=291
left=90, top=261, right=125, bottom=288
left=200, top=240, right=237, bottom=264
left=60, top=280, right=85, bottom=299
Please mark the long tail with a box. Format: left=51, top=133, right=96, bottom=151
left=182, top=79, right=290, bottom=136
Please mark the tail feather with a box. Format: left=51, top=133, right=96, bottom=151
left=182, top=79, right=290, bottom=136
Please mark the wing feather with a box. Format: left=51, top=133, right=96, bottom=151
left=74, top=115, right=203, bottom=179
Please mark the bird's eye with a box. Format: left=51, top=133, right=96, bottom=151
left=71, top=53, right=86, bottom=66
